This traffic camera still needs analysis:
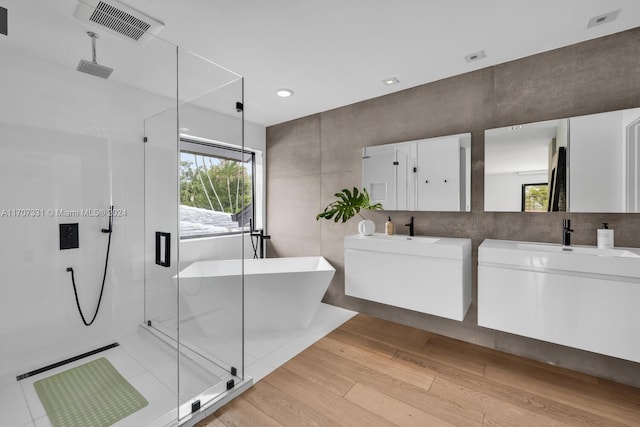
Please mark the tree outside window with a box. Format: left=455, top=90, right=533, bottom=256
left=522, top=183, right=549, bottom=212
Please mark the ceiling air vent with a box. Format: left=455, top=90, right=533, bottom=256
left=73, top=0, right=164, bottom=44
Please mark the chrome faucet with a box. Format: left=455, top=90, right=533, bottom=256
left=405, top=216, right=414, bottom=237
left=562, top=219, right=573, bottom=247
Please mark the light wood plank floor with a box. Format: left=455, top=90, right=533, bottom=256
left=197, top=314, right=640, bottom=426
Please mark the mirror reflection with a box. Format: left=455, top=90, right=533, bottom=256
left=485, top=108, right=640, bottom=213
left=362, top=133, right=471, bottom=212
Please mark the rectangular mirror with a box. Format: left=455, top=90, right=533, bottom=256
left=363, top=133, right=471, bottom=212
left=485, top=107, right=640, bottom=212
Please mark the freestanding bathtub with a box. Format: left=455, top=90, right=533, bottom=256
left=178, top=256, right=335, bottom=332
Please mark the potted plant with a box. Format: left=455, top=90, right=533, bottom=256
left=316, top=187, right=383, bottom=236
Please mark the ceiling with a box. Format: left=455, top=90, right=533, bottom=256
left=4, top=0, right=640, bottom=127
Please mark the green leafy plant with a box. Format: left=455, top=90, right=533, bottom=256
left=316, top=187, right=383, bottom=223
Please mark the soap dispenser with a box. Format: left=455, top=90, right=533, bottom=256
left=385, top=217, right=394, bottom=235
left=597, top=223, right=614, bottom=249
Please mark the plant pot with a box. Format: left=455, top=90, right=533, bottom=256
left=358, top=219, right=375, bottom=236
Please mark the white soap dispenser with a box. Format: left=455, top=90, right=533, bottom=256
left=597, top=223, right=614, bottom=249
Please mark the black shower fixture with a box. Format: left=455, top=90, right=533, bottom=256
left=1, top=7, right=8, bottom=36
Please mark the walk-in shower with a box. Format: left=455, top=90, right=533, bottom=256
left=0, top=1, right=248, bottom=425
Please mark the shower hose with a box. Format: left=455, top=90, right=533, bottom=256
left=66, top=205, right=113, bottom=326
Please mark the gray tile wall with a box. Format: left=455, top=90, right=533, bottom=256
left=266, top=28, right=640, bottom=386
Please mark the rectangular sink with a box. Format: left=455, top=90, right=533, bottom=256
left=363, top=233, right=440, bottom=244
left=480, top=239, right=640, bottom=280
left=517, top=242, right=640, bottom=258
left=345, top=233, right=468, bottom=259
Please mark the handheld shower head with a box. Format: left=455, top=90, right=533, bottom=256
left=77, top=31, right=113, bottom=79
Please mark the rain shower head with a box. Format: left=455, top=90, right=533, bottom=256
left=77, top=58, right=113, bottom=79
left=77, top=31, right=113, bottom=79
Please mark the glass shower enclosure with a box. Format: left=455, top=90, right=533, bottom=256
left=0, top=1, right=248, bottom=425
left=144, top=50, right=248, bottom=423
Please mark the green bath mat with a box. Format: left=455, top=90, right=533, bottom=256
left=34, top=357, right=148, bottom=427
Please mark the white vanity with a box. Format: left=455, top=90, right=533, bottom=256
left=344, top=233, right=472, bottom=321
left=478, top=239, right=640, bottom=363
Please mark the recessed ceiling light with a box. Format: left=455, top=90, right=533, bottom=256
left=276, top=88, right=294, bottom=98
left=382, top=77, right=399, bottom=86
left=587, top=9, right=620, bottom=28
left=465, top=50, right=486, bottom=63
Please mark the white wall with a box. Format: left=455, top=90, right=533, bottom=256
left=0, top=46, right=265, bottom=376
left=485, top=172, right=548, bottom=211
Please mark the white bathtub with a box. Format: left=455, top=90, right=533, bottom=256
left=178, top=256, right=335, bottom=332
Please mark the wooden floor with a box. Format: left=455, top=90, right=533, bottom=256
left=197, top=314, right=640, bottom=427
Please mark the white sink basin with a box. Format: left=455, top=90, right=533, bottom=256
left=480, top=239, right=640, bottom=278
left=364, top=233, right=440, bottom=244
left=345, top=233, right=467, bottom=259
left=517, top=242, right=640, bottom=258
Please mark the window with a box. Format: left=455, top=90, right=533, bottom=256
left=521, top=183, right=549, bottom=212
left=179, top=139, right=255, bottom=238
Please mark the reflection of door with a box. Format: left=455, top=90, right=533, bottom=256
left=627, top=117, right=640, bottom=212
left=417, top=138, right=460, bottom=211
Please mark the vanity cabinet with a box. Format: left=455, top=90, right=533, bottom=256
left=478, top=239, right=640, bottom=363
left=345, top=234, right=472, bottom=321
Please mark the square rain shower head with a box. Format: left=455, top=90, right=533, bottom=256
left=77, top=59, right=113, bottom=79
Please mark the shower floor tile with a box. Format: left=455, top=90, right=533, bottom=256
left=0, top=381, right=32, bottom=427
left=14, top=329, right=199, bottom=427
left=245, top=329, right=307, bottom=359
left=261, top=330, right=324, bottom=368
left=244, top=303, right=357, bottom=383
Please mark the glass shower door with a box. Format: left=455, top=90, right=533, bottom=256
left=176, top=48, right=245, bottom=422
left=144, top=45, right=246, bottom=424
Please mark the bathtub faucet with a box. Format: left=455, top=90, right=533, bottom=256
left=250, top=221, right=271, bottom=259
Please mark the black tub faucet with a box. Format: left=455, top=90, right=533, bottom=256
left=405, top=216, right=414, bottom=237
left=562, top=219, right=573, bottom=247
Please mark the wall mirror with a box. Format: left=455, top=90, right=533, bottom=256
left=485, top=107, right=640, bottom=213
left=362, top=133, right=471, bottom=212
